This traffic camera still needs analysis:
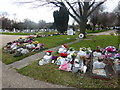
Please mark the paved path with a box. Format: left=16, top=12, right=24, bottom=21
left=0, top=34, right=27, bottom=48
left=88, top=30, right=117, bottom=35
left=2, top=61, right=69, bottom=88
left=0, top=61, right=2, bottom=90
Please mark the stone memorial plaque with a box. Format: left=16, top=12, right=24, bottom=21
left=67, top=28, right=73, bottom=35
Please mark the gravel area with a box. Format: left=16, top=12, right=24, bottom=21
left=0, top=34, right=27, bottom=48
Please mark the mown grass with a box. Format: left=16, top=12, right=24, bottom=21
left=34, top=35, right=78, bottom=48
left=1, top=32, right=31, bottom=35
left=18, top=61, right=118, bottom=88
left=1, top=31, right=59, bottom=35
left=68, top=35, right=119, bottom=51
left=18, top=35, right=119, bottom=88
left=1, top=29, right=111, bottom=35
left=1, top=49, right=43, bottom=64
left=36, top=31, right=59, bottom=35
left=2, top=35, right=78, bottom=64
left=75, top=29, right=111, bottom=35
left=86, top=29, right=111, bottom=33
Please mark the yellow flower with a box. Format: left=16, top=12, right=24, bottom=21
left=33, top=41, right=39, bottom=44
left=19, top=37, right=22, bottom=39
left=57, top=57, right=61, bottom=60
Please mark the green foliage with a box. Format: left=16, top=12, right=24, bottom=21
left=53, top=6, right=69, bottom=33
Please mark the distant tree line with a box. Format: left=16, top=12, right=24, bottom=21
left=88, top=4, right=120, bottom=30
left=0, top=1, right=120, bottom=33
left=0, top=14, right=55, bottom=31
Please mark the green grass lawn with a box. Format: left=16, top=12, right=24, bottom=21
left=86, top=29, right=111, bottom=33
left=75, top=29, right=111, bottom=35
left=36, top=31, right=59, bottom=35
left=1, top=32, right=31, bottom=35
left=34, top=35, right=78, bottom=48
left=1, top=29, right=111, bottom=35
left=2, top=35, right=78, bottom=64
left=1, top=49, right=43, bottom=64
left=17, top=35, right=119, bottom=88
left=18, top=61, right=118, bottom=88
left=68, top=35, right=119, bottom=50
left=1, top=31, right=59, bottom=35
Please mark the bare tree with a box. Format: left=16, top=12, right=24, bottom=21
left=98, top=12, right=109, bottom=29
left=1, top=17, right=12, bottom=30
left=106, top=12, right=117, bottom=26
left=18, top=0, right=107, bottom=37
left=90, top=5, right=104, bottom=30
left=38, top=20, right=46, bottom=29
left=0, top=11, right=9, bottom=18
left=114, top=1, right=120, bottom=26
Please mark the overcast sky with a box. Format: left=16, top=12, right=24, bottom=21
left=0, top=0, right=119, bottom=24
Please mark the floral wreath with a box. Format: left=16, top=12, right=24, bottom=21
left=79, top=33, right=84, bottom=38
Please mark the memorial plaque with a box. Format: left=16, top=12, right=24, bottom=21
left=67, top=28, right=73, bottom=35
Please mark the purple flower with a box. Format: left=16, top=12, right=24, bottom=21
left=40, top=44, right=44, bottom=47
left=52, top=56, right=59, bottom=60
left=115, top=53, right=120, bottom=57
left=28, top=40, right=32, bottom=43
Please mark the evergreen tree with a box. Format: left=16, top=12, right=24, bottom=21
left=53, top=6, right=69, bottom=33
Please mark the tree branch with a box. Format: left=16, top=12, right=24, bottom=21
left=88, top=0, right=95, bottom=10
left=78, top=0, right=83, bottom=16
left=83, top=2, right=89, bottom=16
left=32, top=2, right=51, bottom=8
left=65, top=1, right=81, bottom=19
left=50, top=2, right=61, bottom=7
left=87, top=0, right=107, bottom=17
left=68, top=11, right=80, bottom=24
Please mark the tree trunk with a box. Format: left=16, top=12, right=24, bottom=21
left=117, top=15, right=120, bottom=26
left=92, top=24, right=96, bottom=31
left=79, top=18, right=87, bottom=38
